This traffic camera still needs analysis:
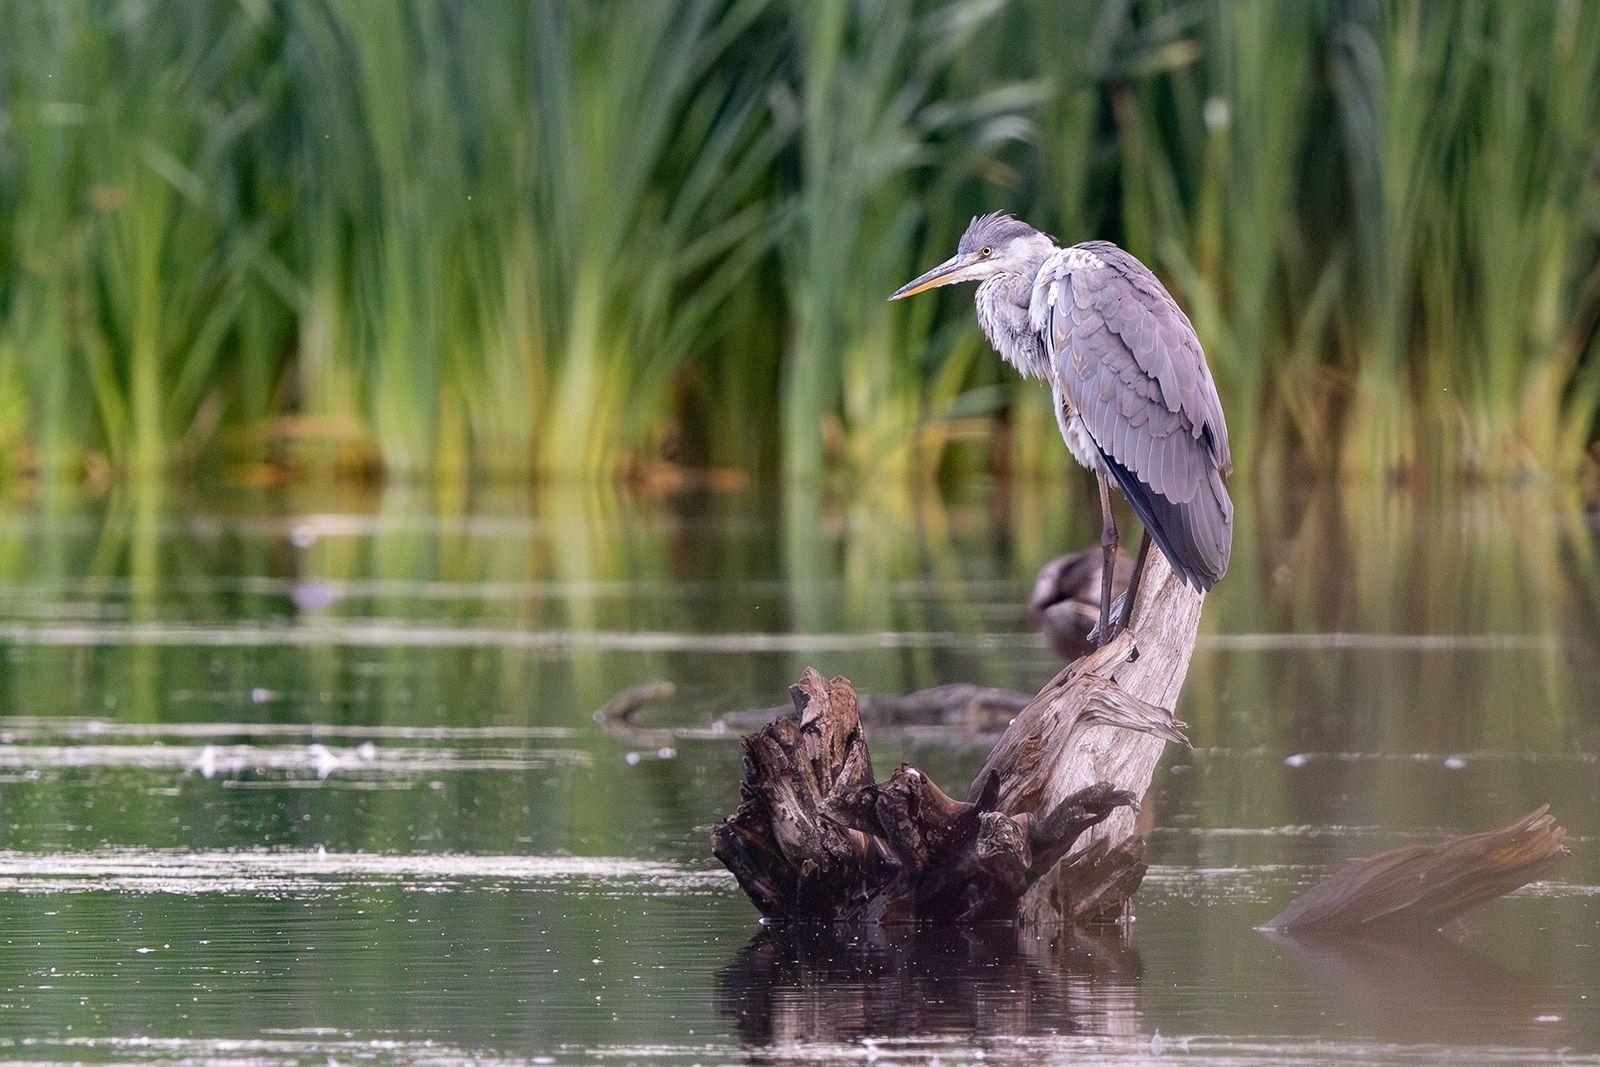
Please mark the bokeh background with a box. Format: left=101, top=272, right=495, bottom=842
left=0, top=5, right=1598, bottom=1061
left=0, top=0, right=1597, bottom=485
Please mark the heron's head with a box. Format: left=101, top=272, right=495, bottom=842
left=889, top=212, right=1053, bottom=301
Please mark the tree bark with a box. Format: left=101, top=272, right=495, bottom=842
left=976, top=550, right=1202, bottom=923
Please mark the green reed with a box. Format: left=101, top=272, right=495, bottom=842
left=0, top=1, right=274, bottom=477
left=0, top=0, right=1594, bottom=483
left=781, top=0, right=1039, bottom=480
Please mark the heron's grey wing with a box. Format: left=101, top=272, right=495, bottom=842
left=1036, top=245, right=1233, bottom=589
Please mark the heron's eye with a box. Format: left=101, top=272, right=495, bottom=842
left=980, top=246, right=992, bottom=257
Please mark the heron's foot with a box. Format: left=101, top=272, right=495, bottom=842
left=1088, top=592, right=1133, bottom=646
left=1111, top=589, right=1135, bottom=637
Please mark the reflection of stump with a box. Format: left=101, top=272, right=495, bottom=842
left=983, top=551, right=1203, bottom=923
left=715, top=923, right=1141, bottom=1049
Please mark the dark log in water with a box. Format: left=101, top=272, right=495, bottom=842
left=592, top=680, right=678, bottom=724
left=716, top=682, right=1034, bottom=736
left=1263, top=806, right=1570, bottom=934
left=595, top=678, right=1032, bottom=744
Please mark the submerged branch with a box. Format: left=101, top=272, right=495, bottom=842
left=1263, top=807, right=1570, bottom=934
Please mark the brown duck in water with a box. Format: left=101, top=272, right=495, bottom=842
left=1027, top=548, right=1134, bottom=662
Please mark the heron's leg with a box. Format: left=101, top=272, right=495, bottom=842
left=1114, top=529, right=1154, bottom=637
left=1095, top=471, right=1118, bottom=646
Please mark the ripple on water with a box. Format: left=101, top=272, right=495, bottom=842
left=0, top=849, right=734, bottom=897
left=2, top=1033, right=1591, bottom=1067
left=0, top=741, right=590, bottom=782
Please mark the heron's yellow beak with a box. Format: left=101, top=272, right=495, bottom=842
left=888, top=253, right=974, bottom=301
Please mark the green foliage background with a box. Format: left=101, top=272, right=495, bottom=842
left=0, top=0, right=1597, bottom=482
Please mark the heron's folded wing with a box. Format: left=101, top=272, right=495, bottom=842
left=1035, top=245, right=1233, bottom=588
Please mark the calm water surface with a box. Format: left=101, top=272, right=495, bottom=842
left=0, top=479, right=1594, bottom=1065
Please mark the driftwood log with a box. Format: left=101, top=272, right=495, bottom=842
left=1264, top=806, right=1570, bottom=934
left=712, top=550, right=1199, bottom=924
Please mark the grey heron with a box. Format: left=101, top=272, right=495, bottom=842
left=891, top=212, right=1232, bottom=643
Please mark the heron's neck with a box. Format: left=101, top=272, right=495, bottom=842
left=977, top=272, right=1048, bottom=380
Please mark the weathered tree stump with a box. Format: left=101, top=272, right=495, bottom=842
left=712, top=550, right=1199, bottom=924
left=978, top=549, right=1202, bottom=923
left=711, top=667, right=1142, bottom=922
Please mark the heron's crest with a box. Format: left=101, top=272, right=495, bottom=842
left=958, top=211, right=1039, bottom=254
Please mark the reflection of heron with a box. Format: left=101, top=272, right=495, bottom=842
left=892, top=214, right=1233, bottom=641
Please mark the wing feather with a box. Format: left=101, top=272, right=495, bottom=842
left=1031, top=242, right=1234, bottom=589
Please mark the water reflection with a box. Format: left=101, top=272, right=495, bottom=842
left=1266, top=931, right=1581, bottom=1049
left=0, top=477, right=1592, bottom=1063
left=712, top=920, right=1598, bottom=1064
left=716, top=923, right=1141, bottom=1051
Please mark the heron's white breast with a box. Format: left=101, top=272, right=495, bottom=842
left=1049, top=372, right=1104, bottom=473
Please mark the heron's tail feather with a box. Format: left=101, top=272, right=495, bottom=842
left=1100, top=452, right=1231, bottom=591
